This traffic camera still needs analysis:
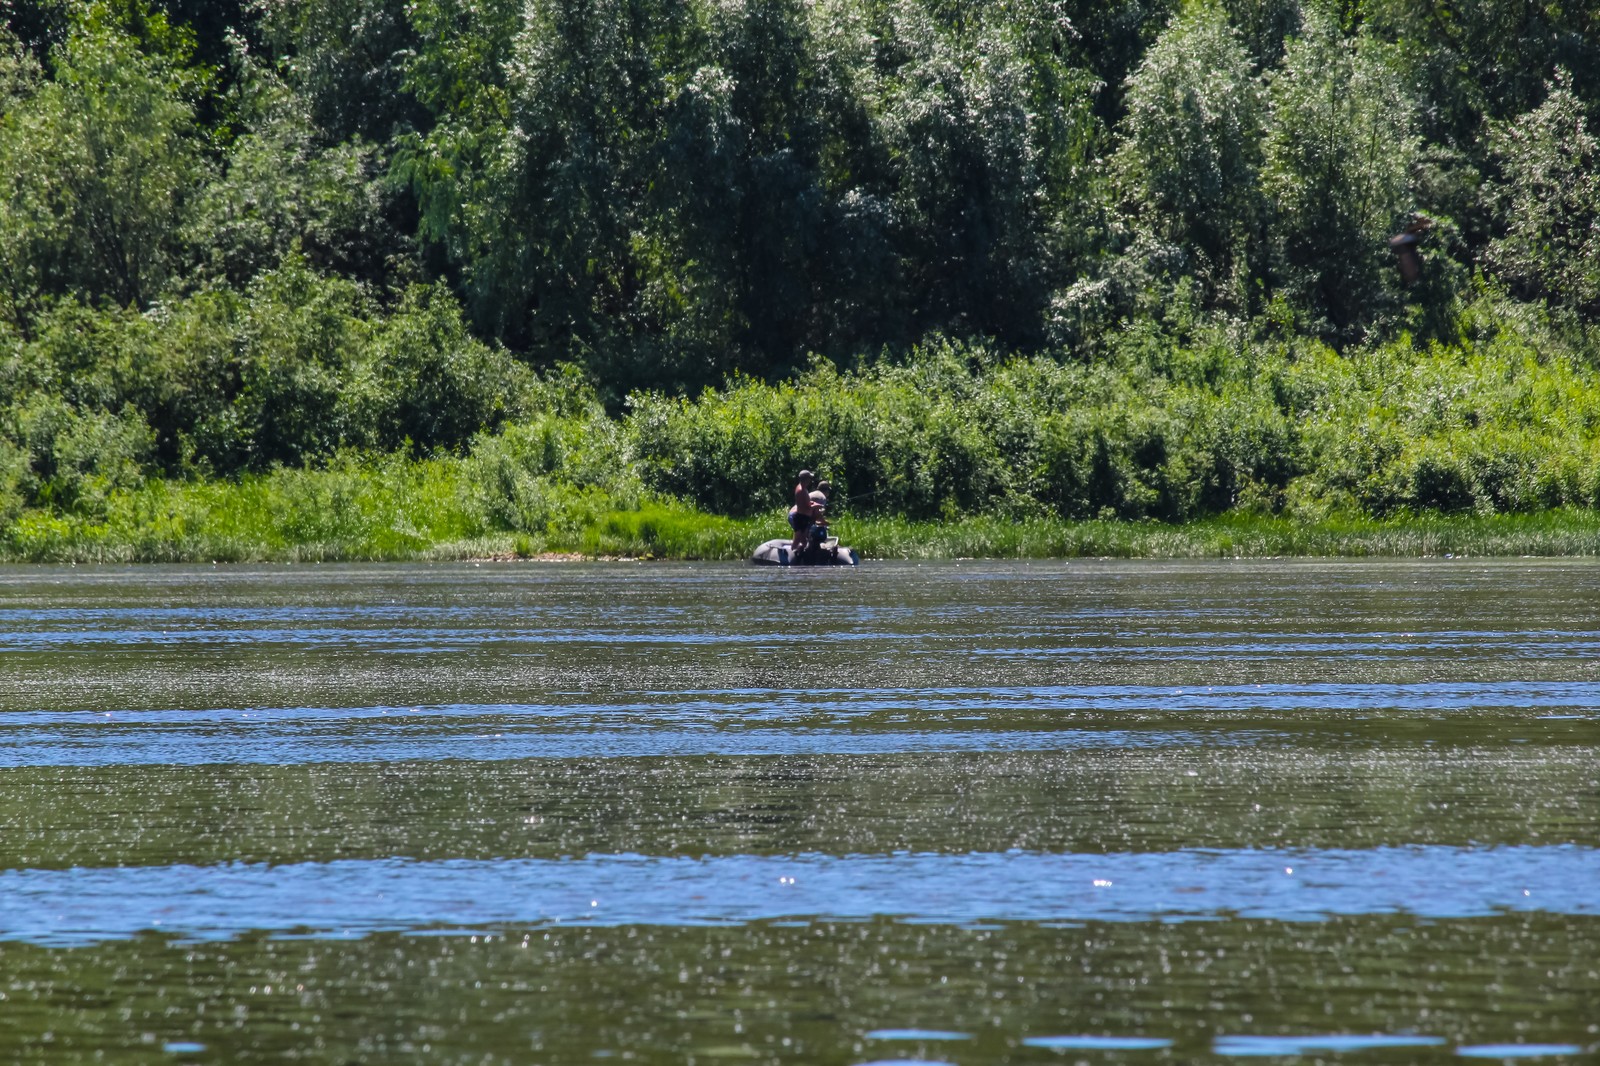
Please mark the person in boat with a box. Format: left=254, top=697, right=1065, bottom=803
left=789, top=470, right=822, bottom=554
left=812, top=486, right=838, bottom=544
left=807, top=480, right=834, bottom=548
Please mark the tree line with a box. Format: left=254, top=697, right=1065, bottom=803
left=1, top=0, right=1598, bottom=521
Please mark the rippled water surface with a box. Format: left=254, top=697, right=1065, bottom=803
left=1, top=559, right=1597, bottom=1063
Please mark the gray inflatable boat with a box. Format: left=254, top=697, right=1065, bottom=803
left=750, top=538, right=860, bottom=566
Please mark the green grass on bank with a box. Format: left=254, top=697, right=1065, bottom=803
left=8, top=456, right=1600, bottom=564
left=842, top=510, right=1600, bottom=560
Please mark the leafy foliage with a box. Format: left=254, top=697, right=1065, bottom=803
left=0, top=258, right=554, bottom=508
left=1261, top=5, right=1417, bottom=333
left=632, top=302, right=1600, bottom=524
left=871, top=0, right=1103, bottom=345
left=185, top=54, right=405, bottom=289
left=0, top=7, right=205, bottom=323
left=1118, top=3, right=1262, bottom=305
left=253, top=0, right=420, bottom=142
left=4, top=0, right=1600, bottom=541
left=1484, top=72, right=1600, bottom=316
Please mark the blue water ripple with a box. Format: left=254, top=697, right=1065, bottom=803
left=0, top=846, right=1595, bottom=947
left=1215, top=1034, right=1448, bottom=1056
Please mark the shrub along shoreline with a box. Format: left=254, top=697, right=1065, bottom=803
left=9, top=289, right=1600, bottom=565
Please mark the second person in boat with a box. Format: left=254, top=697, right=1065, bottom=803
left=789, top=469, right=822, bottom=555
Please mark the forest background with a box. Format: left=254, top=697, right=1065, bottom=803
left=2, top=0, right=1599, bottom=560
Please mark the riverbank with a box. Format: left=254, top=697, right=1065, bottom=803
left=13, top=292, right=1600, bottom=566
left=7, top=466, right=1600, bottom=564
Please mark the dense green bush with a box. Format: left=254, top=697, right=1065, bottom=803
left=1283, top=322, right=1600, bottom=516
left=0, top=257, right=570, bottom=510
left=460, top=398, right=636, bottom=536
left=354, top=283, right=544, bottom=454
left=7, top=292, right=1600, bottom=561
left=628, top=348, right=1022, bottom=519
left=1, top=392, right=153, bottom=515
left=628, top=300, right=1600, bottom=523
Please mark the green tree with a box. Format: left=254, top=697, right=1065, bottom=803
left=1484, top=72, right=1600, bottom=317
left=1261, top=4, right=1417, bottom=333
left=871, top=0, right=1102, bottom=345
left=1055, top=0, right=1179, bottom=126
left=1361, top=0, right=1600, bottom=149
left=0, top=5, right=206, bottom=325
left=185, top=51, right=406, bottom=289
left=458, top=0, right=692, bottom=384
left=1219, top=0, right=1299, bottom=72
left=253, top=0, right=420, bottom=142
left=1119, top=2, right=1264, bottom=303
left=393, top=0, right=521, bottom=284
left=644, top=0, right=889, bottom=381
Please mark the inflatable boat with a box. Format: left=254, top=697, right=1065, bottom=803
left=750, top=538, right=860, bottom=566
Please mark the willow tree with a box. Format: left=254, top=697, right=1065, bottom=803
left=1261, top=4, right=1417, bottom=333
left=0, top=8, right=206, bottom=326
left=464, top=0, right=689, bottom=369
left=645, top=0, right=877, bottom=382
left=1484, top=72, right=1600, bottom=317
left=1120, top=2, right=1264, bottom=306
left=871, top=0, right=1102, bottom=346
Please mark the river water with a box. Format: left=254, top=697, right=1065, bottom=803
left=0, top=560, right=1596, bottom=1063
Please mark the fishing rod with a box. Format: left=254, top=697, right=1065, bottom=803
left=833, top=486, right=888, bottom=505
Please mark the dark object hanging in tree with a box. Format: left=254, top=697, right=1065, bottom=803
left=1388, top=215, right=1434, bottom=286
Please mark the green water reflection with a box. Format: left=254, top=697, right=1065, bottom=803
left=0, top=749, right=1595, bottom=869
left=2, top=918, right=1596, bottom=1063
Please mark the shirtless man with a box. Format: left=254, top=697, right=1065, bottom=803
left=789, top=469, right=821, bottom=554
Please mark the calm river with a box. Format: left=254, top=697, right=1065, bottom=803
left=0, top=560, right=1596, bottom=1063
